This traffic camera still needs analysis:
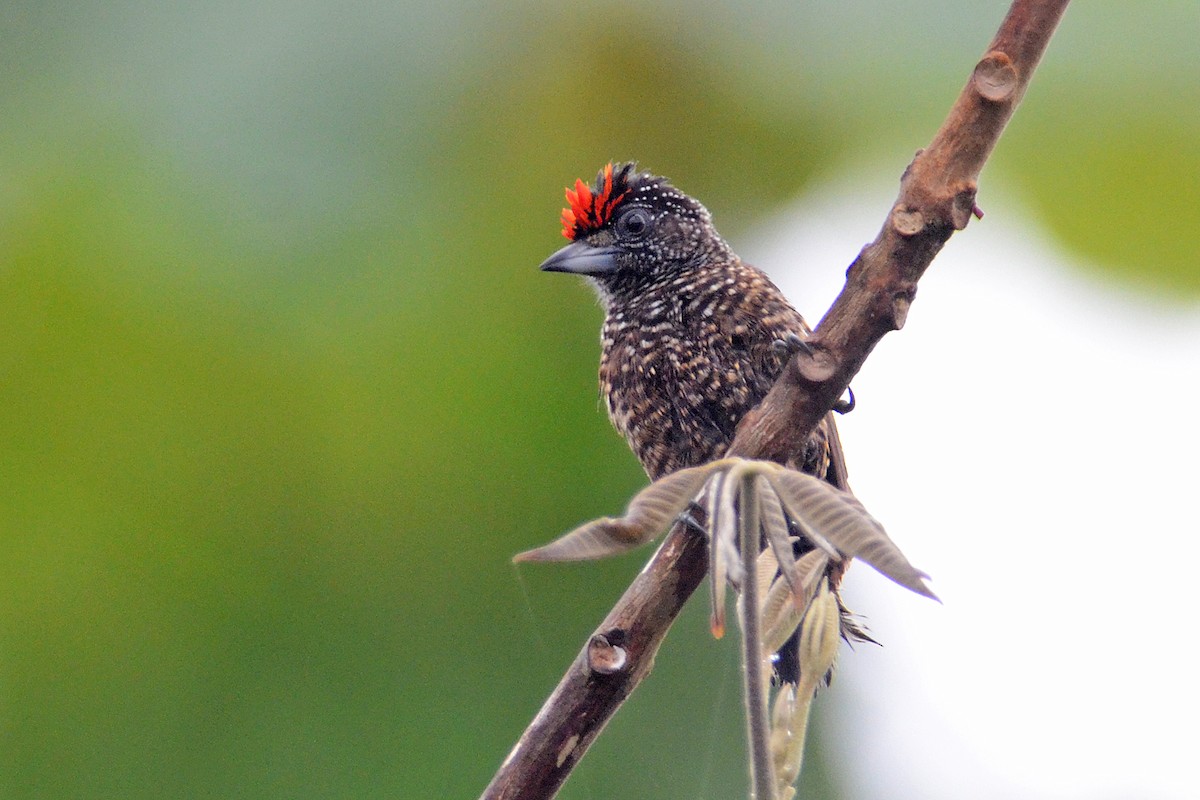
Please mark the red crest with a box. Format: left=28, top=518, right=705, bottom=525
left=560, top=163, right=631, bottom=240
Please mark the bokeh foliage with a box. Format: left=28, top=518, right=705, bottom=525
left=1, top=2, right=1195, bottom=799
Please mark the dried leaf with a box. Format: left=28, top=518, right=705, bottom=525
left=766, top=469, right=937, bottom=600
left=514, top=461, right=721, bottom=562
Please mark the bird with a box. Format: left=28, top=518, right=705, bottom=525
left=539, top=162, right=860, bottom=683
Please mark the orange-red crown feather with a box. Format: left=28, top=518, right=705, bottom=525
left=560, top=162, right=632, bottom=240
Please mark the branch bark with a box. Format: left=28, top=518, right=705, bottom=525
left=482, top=2, right=1069, bottom=798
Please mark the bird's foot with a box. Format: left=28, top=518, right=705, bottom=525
left=772, top=332, right=813, bottom=359
left=676, top=501, right=709, bottom=537
left=774, top=334, right=855, bottom=413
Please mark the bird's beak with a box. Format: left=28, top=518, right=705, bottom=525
left=539, top=241, right=620, bottom=276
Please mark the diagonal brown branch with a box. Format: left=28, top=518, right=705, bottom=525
left=481, top=2, right=1070, bottom=798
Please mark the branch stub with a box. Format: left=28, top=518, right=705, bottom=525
left=891, top=206, right=926, bottom=237
left=587, top=633, right=628, bottom=674
left=973, top=51, right=1019, bottom=102
left=950, top=185, right=980, bottom=230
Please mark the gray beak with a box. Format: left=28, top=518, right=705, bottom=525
left=539, top=241, right=620, bottom=276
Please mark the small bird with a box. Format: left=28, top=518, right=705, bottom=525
left=540, top=162, right=858, bottom=682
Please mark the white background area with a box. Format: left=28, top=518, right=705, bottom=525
left=748, top=169, right=1200, bottom=800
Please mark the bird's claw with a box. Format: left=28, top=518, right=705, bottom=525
left=676, top=502, right=709, bottom=537
left=772, top=333, right=813, bottom=359
left=772, top=334, right=855, bottom=413
left=834, top=385, right=856, bottom=414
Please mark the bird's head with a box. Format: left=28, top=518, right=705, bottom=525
left=539, top=162, right=731, bottom=301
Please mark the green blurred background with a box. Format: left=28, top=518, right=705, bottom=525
left=1, top=2, right=1196, bottom=798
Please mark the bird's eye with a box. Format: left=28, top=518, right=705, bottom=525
left=616, top=208, right=651, bottom=240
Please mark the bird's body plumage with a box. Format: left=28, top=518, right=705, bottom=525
left=598, top=257, right=831, bottom=480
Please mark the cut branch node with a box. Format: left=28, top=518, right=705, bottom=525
left=973, top=51, right=1019, bottom=102
left=587, top=632, right=629, bottom=675
left=891, top=206, right=926, bottom=237
left=792, top=351, right=837, bottom=384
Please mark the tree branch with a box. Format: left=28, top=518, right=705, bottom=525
left=729, top=0, right=1067, bottom=463
left=482, top=2, right=1069, bottom=798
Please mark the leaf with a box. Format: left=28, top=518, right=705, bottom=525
left=765, top=469, right=938, bottom=600
left=717, top=465, right=744, bottom=587
left=758, top=476, right=804, bottom=606
left=708, top=466, right=745, bottom=638
left=770, top=684, right=802, bottom=797
left=797, top=579, right=842, bottom=694
left=760, top=550, right=829, bottom=657
left=707, top=469, right=729, bottom=638
left=513, top=461, right=721, bottom=562
left=753, top=539, right=782, bottom=612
